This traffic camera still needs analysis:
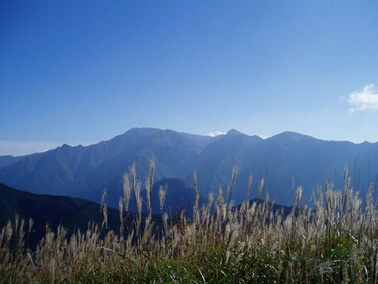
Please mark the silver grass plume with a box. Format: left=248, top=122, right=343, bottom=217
left=295, top=186, right=303, bottom=208
left=100, top=189, right=108, bottom=230
left=193, top=171, right=199, bottom=223
left=123, top=172, right=131, bottom=212
left=135, top=180, right=142, bottom=216
left=129, top=162, right=136, bottom=192
left=257, top=177, right=265, bottom=201
left=146, top=157, right=155, bottom=217
left=119, top=196, right=124, bottom=240
left=158, top=184, right=167, bottom=213
left=247, top=173, right=253, bottom=200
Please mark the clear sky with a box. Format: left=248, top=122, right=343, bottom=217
left=1, top=0, right=378, bottom=156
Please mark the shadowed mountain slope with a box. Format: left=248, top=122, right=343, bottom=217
left=0, top=155, right=24, bottom=168
left=142, top=178, right=207, bottom=215
left=0, top=182, right=121, bottom=247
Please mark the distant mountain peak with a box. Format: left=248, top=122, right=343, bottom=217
left=271, top=131, right=314, bottom=141
left=226, top=129, right=243, bottom=136
left=61, top=143, right=71, bottom=148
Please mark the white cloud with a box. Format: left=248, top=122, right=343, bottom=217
left=258, top=134, right=268, bottom=139
left=206, top=131, right=226, bottom=137
left=348, top=84, right=378, bottom=112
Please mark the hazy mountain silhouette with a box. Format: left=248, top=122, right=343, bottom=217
left=1, top=128, right=377, bottom=207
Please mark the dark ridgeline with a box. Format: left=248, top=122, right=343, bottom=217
left=0, top=182, right=123, bottom=248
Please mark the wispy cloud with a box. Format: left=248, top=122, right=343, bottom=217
left=206, top=131, right=226, bottom=137
left=348, top=84, right=378, bottom=112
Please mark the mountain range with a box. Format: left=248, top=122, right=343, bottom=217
left=1, top=128, right=377, bottom=208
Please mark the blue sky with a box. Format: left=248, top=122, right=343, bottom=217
left=1, top=1, right=378, bottom=156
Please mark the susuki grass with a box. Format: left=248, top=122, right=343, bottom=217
left=1, top=161, right=378, bottom=283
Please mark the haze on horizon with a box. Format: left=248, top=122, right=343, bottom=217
left=1, top=1, right=378, bottom=156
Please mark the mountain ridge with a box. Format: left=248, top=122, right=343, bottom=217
left=1, top=128, right=377, bottom=207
